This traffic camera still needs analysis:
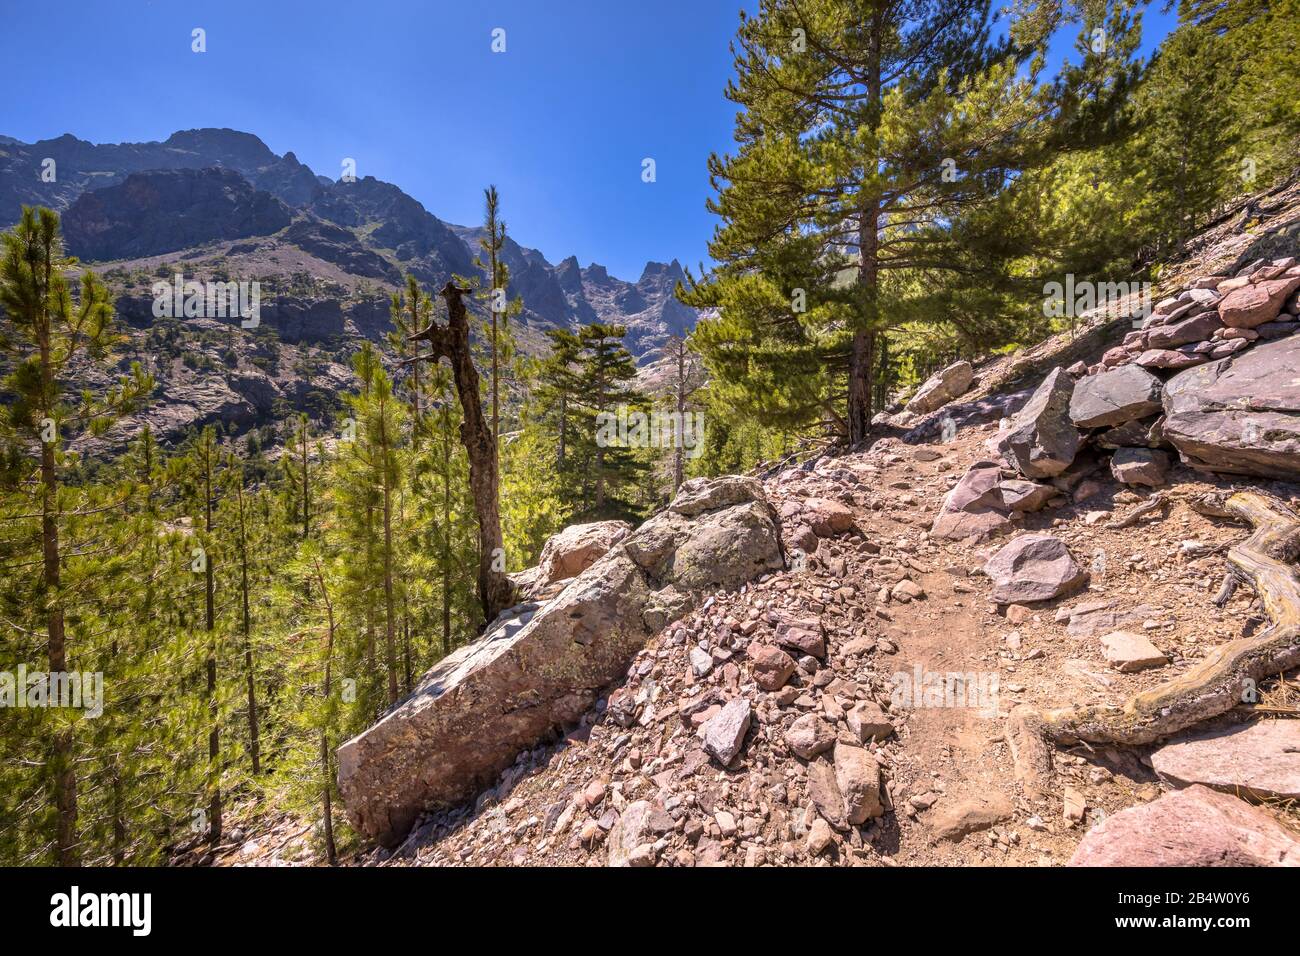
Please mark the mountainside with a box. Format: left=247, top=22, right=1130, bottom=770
left=0, top=128, right=699, bottom=448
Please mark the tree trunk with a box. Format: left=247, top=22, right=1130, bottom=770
left=311, top=558, right=338, bottom=866
left=300, top=421, right=310, bottom=540
left=37, top=277, right=78, bottom=866
left=441, top=405, right=452, bottom=656
left=410, top=282, right=514, bottom=625
left=673, top=341, right=686, bottom=492
left=42, top=441, right=79, bottom=865
left=203, top=442, right=221, bottom=844
left=557, top=394, right=567, bottom=468
left=236, top=484, right=260, bottom=774
left=847, top=10, right=884, bottom=448
left=380, top=394, right=398, bottom=706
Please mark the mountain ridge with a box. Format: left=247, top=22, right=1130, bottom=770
left=0, top=127, right=697, bottom=357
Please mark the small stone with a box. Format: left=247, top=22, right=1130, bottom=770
left=746, top=642, right=797, bottom=691
left=846, top=701, right=894, bottom=742
left=1063, top=787, right=1086, bottom=824
left=984, top=533, right=1088, bottom=604
left=1005, top=604, right=1032, bottom=625
left=785, top=713, right=836, bottom=759
left=892, top=579, right=925, bottom=602
left=701, top=698, right=752, bottom=766
left=807, top=818, right=833, bottom=855
left=1110, top=448, right=1170, bottom=487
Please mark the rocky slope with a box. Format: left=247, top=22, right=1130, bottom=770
left=0, top=128, right=699, bottom=449
left=221, top=407, right=1300, bottom=867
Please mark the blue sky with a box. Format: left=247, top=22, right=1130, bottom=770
left=1, top=1, right=1176, bottom=280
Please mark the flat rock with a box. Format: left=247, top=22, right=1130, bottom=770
left=1069, top=364, right=1164, bottom=429
left=930, top=460, right=1013, bottom=540
left=1062, top=600, right=1160, bottom=637
left=1146, top=310, right=1222, bottom=349
left=1150, top=721, right=1300, bottom=801
left=1161, top=336, right=1300, bottom=480
left=1099, top=630, right=1167, bottom=672
left=907, top=360, right=974, bottom=415
left=984, top=533, right=1088, bottom=604
left=1136, top=348, right=1205, bottom=371
left=337, top=476, right=781, bottom=846
left=806, top=758, right=849, bottom=830
left=929, top=793, right=1013, bottom=841
left=1069, top=785, right=1300, bottom=866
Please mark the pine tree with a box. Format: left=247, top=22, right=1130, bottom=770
left=223, top=451, right=262, bottom=774
left=388, top=276, right=432, bottom=443
left=473, top=186, right=522, bottom=460
left=682, top=0, right=1139, bottom=444
left=0, top=206, right=151, bottom=864
left=535, top=328, right=583, bottom=476
left=571, top=324, right=647, bottom=519
left=1130, top=19, right=1236, bottom=251
left=174, top=426, right=226, bottom=844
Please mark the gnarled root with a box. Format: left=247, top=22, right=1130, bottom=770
left=1009, top=491, right=1300, bottom=793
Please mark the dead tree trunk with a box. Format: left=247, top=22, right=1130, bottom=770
left=410, top=282, right=513, bottom=626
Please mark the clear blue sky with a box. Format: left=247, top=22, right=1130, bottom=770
left=0, top=1, right=1176, bottom=280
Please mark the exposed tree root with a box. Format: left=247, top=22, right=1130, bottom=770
left=1010, top=491, right=1300, bottom=795
left=1106, top=492, right=1169, bottom=529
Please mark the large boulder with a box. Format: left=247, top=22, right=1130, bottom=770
left=983, top=533, right=1088, bottom=605
left=930, top=460, right=1053, bottom=540
left=930, top=460, right=1012, bottom=540
left=1068, top=365, right=1164, bottom=429
left=906, top=360, right=974, bottom=415
left=1069, top=785, right=1300, bottom=866
left=1161, top=335, right=1300, bottom=479
left=1218, top=275, right=1300, bottom=329
left=337, top=476, right=783, bottom=846
left=535, top=520, right=632, bottom=586
left=999, top=368, right=1081, bottom=478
